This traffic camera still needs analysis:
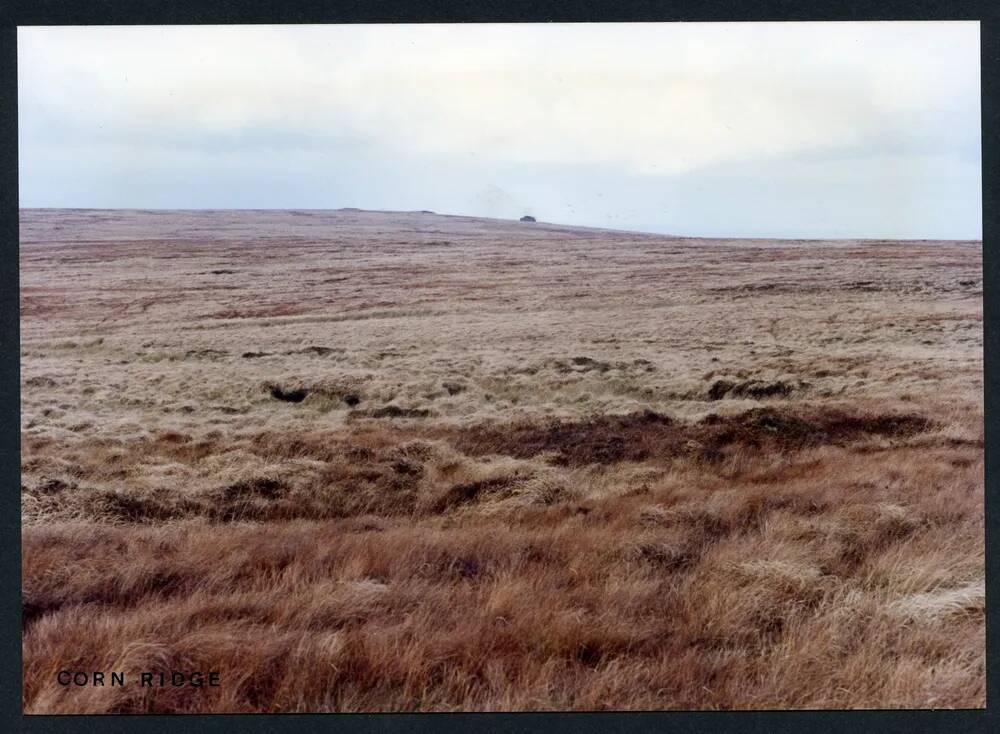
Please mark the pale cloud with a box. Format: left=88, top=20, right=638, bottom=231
left=18, top=22, right=981, bottom=238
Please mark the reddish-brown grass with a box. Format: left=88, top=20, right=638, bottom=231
left=20, top=209, right=983, bottom=712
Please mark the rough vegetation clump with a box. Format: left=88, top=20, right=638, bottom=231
left=707, top=378, right=798, bottom=400
left=449, top=407, right=935, bottom=467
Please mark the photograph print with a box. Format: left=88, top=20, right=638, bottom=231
left=17, top=21, right=984, bottom=712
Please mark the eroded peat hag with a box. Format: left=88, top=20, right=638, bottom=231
left=20, top=209, right=984, bottom=712
left=21, top=406, right=941, bottom=525
left=447, top=407, right=937, bottom=467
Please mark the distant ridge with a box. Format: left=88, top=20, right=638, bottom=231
left=17, top=207, right=979, bottom=243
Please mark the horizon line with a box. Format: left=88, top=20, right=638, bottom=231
left=17, top=206, right=983, bottom=243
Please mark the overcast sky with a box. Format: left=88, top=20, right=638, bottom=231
left=18, top=22, right=981, bottom=238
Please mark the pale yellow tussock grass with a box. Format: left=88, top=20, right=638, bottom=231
left=889, top=582, right=985, bottom=623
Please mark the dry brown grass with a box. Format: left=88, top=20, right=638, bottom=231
left=20, top=209, right=983, bottom=711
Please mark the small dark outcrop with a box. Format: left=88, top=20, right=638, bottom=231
left=520, top=215, right=536, bottom=223
left=707, top=379, right=796, bottom=401
left=269, top=386, right=308, bottom=403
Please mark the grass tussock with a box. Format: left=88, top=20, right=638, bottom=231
left=21, top=414, right=983, bottom=711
